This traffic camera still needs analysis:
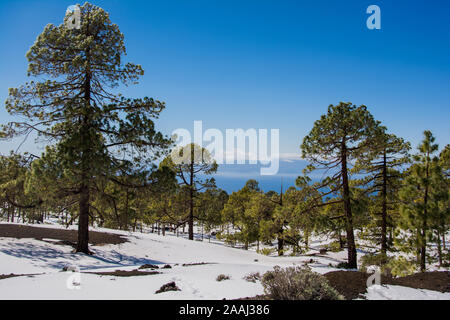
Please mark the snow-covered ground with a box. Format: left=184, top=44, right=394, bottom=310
left=0, top=222, right=448, bottom=300
left=365, top=285, right=450, bottom=300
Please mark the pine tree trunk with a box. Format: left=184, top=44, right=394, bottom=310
left=10, top=200, right=15, bottom=222
left=305, top=229, right=309, bottom=250
left=420, top=228, right=426, bottom=272
left=201, top=222, right=203, bottom=241
left=437, top=230, right=442, bottom=267
left=341, top=141, right=357, bottom=269
left=380, top=151, right=388, bottom=263
left=76, top=37, right=92, bottom=255
left=338, top=231, right=344, bottom=249
left=188, top=163, right=194, bottom=240
left=124, top=191, right=129, bottom=231
left=188, top=198, right=194, bottom=240
left=277, top=236, right=284, bottom=256
left=76, top=183, right=90, bottom=254
left=278, top=192, right=284, bottom=256
left=416, top=229, right=421, bottom=265
left=90, top=214, right=94, bottom=227
left=420, top=156, right=430, bottom=272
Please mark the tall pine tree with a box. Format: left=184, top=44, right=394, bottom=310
left=398, top=131, right=443, bottom=272
left=353, top=128, right=410, bottom=261
left=1, top=3, right=171, bottom=253
left=301, top=102, right=379, bottom=268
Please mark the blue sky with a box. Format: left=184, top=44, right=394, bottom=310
left=0, top=0, right=449, bottom=192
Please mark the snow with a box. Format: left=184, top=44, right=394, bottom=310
left=0, top=222, right=449, bottom=300
left=365, top=285, right=450, bottom=300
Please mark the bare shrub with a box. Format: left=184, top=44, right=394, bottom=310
left=261, top=266, right=343, bottom=300
left=243, top=272, right=261, bottom=283
left=216, top=274, right=231, bottom=281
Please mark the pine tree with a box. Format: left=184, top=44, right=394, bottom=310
left=438, top=145, right=450, bottom=255
left=247, top=191, right=275, bottom=251
left=434, top=145, right=450, bottom=265
left=398, top=131, right=444, bottom=272
left=196, top=188, right=228, bottom=237
left=161, top=143, right=218, bottom=240
left=221, top=179, right=262, bottom=249
left=1, top=3, right=171, bottom=253
left=353, top=129, right=410, bottom=261
left=265, top=188, right=285, bottom=256
left=0, top=152, right=39, bottom=222
left=277, top=186, right=322, bottom=254
left=301, top=102, right=379, bottom=268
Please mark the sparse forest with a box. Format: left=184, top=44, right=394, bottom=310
left=0, top=3, right=448, bottom=278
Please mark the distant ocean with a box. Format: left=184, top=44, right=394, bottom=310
left=209, top=159, right=308, bottom=193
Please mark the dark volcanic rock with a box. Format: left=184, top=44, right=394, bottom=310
left=155, top=281, right=180, bottom=294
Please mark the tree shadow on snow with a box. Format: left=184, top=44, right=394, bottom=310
left=0, top=241, right=165, bottom=271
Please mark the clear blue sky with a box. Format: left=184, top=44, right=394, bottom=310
left=0, top=0, right=449, bottom=191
